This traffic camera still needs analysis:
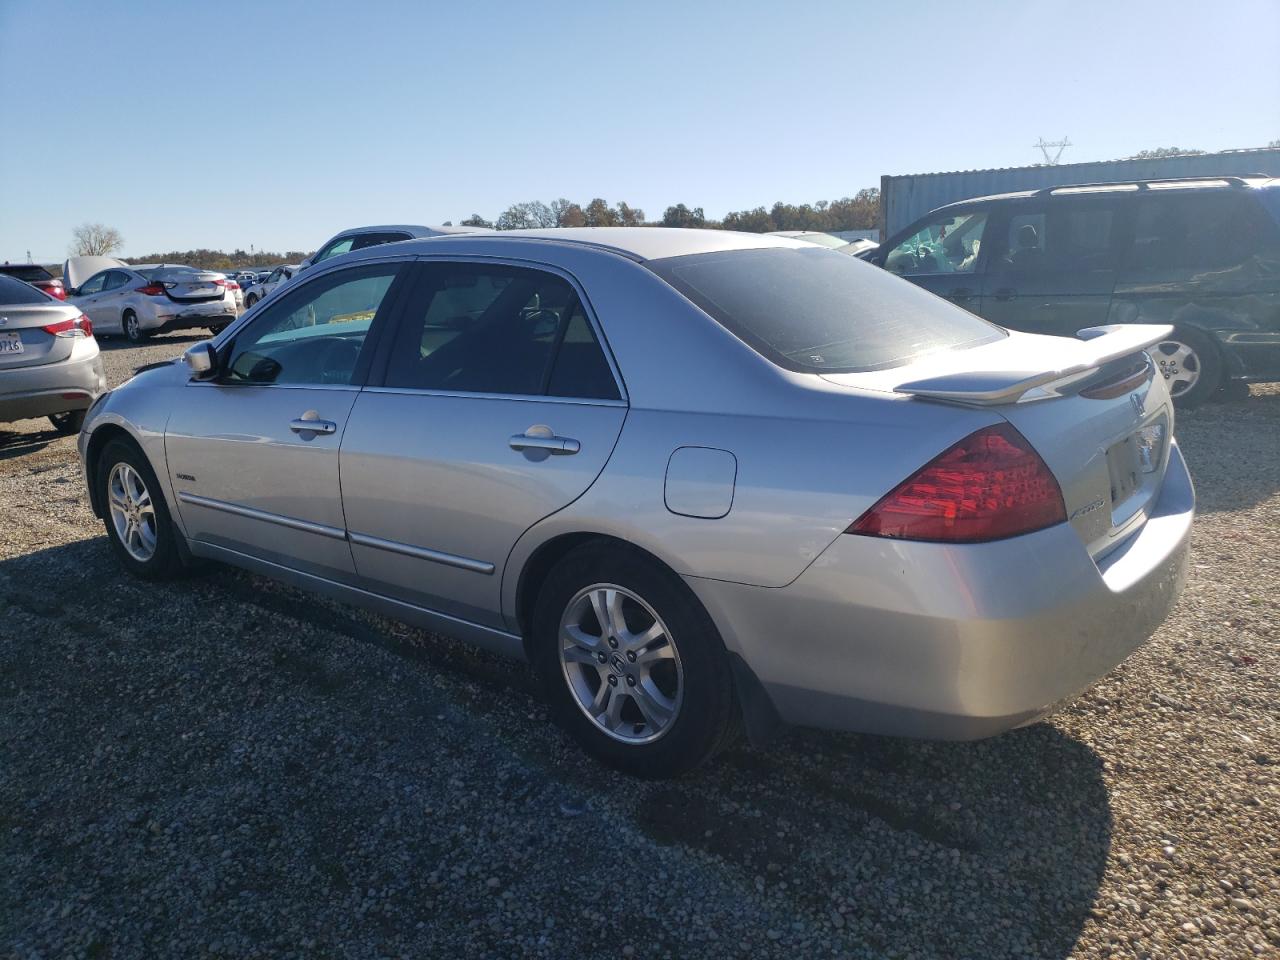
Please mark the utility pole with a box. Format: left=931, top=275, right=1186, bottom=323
left=1034, top=136, right=1072, bottom=165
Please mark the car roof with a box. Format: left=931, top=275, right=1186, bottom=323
left=928, top=175, right=1280, bottom=215
left=333, top=224, right=492, bottom=238
left=377, top=227, right=809, bottom=263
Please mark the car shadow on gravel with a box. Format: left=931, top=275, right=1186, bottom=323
left=96, top=332, right=209, bottom=351
left=2, top=536, right=1112, bottom=959
left=0, top=425, right=63, bottom=461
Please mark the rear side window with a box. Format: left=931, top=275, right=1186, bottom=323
left=0, top=274, right=50, bottom=304
left=384, top=263, right=619, bottom=399
left=990, top=204, right=1115, bottom=273
left=103, top=270, right=130, bottom=291
left=351, top=231, right=411, bottom=251
left=1129, top=192, right=1279, bottom=270
left=648, top=246, right=1004, bottom=374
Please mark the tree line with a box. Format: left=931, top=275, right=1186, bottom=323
left=452, top=188, right=881, bottom=233
left=121, top=249, right=309, bottom=271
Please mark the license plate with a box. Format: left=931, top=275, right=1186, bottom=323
left=1106, top=436, right=1142, bottom=504
left=0, top=332, right=23, bottom=354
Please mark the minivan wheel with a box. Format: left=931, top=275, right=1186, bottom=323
left=96, top=438, right=184, bottom=579
left=123, top=310, right=147, bottom=343
left=531, top=543, right=738, bottom=778
left=1153, top=327, right=1221, bottom=408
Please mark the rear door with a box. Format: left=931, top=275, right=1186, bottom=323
left=878, top=207, right=991, bottom=311
left=339, top=259, right=627, bottom=628
left=979, top=195, right=1122, bottom=337
left=166, top=260, right=407, bottom=582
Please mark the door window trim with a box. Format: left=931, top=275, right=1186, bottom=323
left=193, top=255, right=416, bottom=390
left=365, top=254, right=629, bottom=406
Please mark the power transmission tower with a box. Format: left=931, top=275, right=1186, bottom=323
left=1034, top=137, right=1072, bottom=165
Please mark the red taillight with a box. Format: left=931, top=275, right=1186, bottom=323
left=225, top=280, right=240, bottom=290
left=38, top=281, right=67, bottom=300
left=136, top=283, right=166, bottom=296
left=847, top=424, right=1066, bottom=543
left=42, top=313, right=93, bottom=338
left=214, top=278, right=227, bottom=287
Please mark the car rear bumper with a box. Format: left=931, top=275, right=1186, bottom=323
left=686, top=441, right=1194, bottom=739
left=145, top=300, right=236, bottom=332
left=0, top=344, right=106, bottom=422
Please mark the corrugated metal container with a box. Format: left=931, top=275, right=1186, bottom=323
left=880, top=148, right=1280, bottom=239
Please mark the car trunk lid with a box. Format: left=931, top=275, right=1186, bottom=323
left=152, top=269, right=226, bottom=303
left=822, top=325, right=1175, bottom=559
left=0, top=304, right=80, bottom=368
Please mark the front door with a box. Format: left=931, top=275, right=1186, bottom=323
left=339, top=260, right=628, bottom=628
left=72, top=270, right=111, bottom=329
left=979, top=198, right=1121, bottom=337
left=166, top=260, right=406, bottom=582
left=879, top=207, right=990, bottom=311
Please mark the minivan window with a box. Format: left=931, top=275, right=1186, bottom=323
left=1129, top=193, right=1270, bottom=271
left=884, top=210, right=987, bottom=276
left=990, top=205, right=1114, bottom=273
left=648, top=246, right=1004, bottom=374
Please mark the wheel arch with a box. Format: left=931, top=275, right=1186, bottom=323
left=84, top=423, right=144, bottom=518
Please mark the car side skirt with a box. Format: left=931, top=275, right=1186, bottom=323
left=187, top=540, right=526, bottom=661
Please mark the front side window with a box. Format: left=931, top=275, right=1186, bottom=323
left=314, top=236, right=355, bottom=264
left=648, top=246, right=1004, bottom=374
left=884, top=210, right=988, bottom=276
left=991, top=204, right=1114, bottom=274
left=223, top=264, right=399, bottom=386
left=384, top=263, right=619, bottom=399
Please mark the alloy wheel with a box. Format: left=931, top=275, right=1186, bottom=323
left=107, top=462, right=158, bottom=562
left=558, top=584, right=684, bottom=744
left=125, top=313, right=140, bottom=341
left=1154, top=339, right=1200, bottom=399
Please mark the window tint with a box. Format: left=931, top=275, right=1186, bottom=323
left=102, top=270, right=130, bottom=291
left=1130, top=192, right=1276, bottom=270
left=224, top=264, right=398, bottom=386
left=991, top=204, right=1114, bottom=273
left=648, top=247, right=1003, bottom=374
left=547, top=304, right=620, bottom=400
left=0, top=274, right=50, bottom=304
left=884, top=210, right=987, bottom=276
left=77, top=272, right=107, bottom=295
left=351, top=231, right=412, bottom=252
left=385, top=264, right=618, bottom=398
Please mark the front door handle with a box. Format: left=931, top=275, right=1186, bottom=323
left=509, top=426, right=580, bottom=455
left=290, top=416, right=337, bottom=435
left=947, top=287, right=974, bottom=303
left=992, top=288, right=1017, bottom=302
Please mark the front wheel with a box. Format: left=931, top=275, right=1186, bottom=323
left=96, top=438, right=185, bottom=579
left=531, top=542, right=738, bottom=778
left=244, top=293, right=258, bottom=308
left=1153, top=327, right=1221, bottom=408
left=123, top=310, right=148, bottom=344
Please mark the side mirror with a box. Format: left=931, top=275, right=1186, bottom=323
left=183, top=341, right=219, bottom=378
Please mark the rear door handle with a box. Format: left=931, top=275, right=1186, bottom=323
left=509, top=432, right=580, bottom=455
left=290, top=417, right=337, bottom=435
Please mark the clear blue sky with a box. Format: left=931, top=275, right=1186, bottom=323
left=3, top=0, right=1277, bottom=262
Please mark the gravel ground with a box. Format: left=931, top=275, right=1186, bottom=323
left=1, top=333, right=1277, bottom=960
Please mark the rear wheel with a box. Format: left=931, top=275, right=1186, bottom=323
left=96, top=438, right=184, bottom=579
left=531, top=542, right=738, bottom=778
left=244, top=293, right=258, bottom=308
left=48, top=409, right=85, bottom=434
left=1153, top=327, right=1221, bottom=408
left=123, top=310, right=148, bottom=344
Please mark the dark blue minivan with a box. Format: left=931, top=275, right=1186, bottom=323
left=868, top=176, right=1280, bottom=406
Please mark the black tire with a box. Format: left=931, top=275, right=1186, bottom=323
left=244, top=293, right=258, bottom=308
left=95, top=437, right=185, bottom=580
left=48, top=409, right=85, bottom=435
left=530, top=542, right=739, bottom=778
left=1153, top=327, right=1221, bottom=409
left=123, top=310, right=148, bottom=344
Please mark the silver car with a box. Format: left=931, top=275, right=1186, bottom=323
left=0, top=274, right=106, bottom=433
left=241, top=264, right=299, bottom=309
left=65, top=260, right=238, bottom=343
left=77, top=229, right=1193, bottom=777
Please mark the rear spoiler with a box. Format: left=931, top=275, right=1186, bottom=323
left=894, top=324, right=1173, bottom=405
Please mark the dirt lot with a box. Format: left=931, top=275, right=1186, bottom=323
left=2, top=332, right=1278, bottom=960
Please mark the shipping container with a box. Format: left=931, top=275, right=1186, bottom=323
left=880, top=148, right=1280, bottom=239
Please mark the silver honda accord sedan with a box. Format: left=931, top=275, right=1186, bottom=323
left=78, top=228, right=1193, bottom=777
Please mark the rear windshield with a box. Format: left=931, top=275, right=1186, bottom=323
left=0, top=264, right=53, bottom=282
left=0, top=274, right=52, bottom=304
left=647, top=246, right=1004, bottom=373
